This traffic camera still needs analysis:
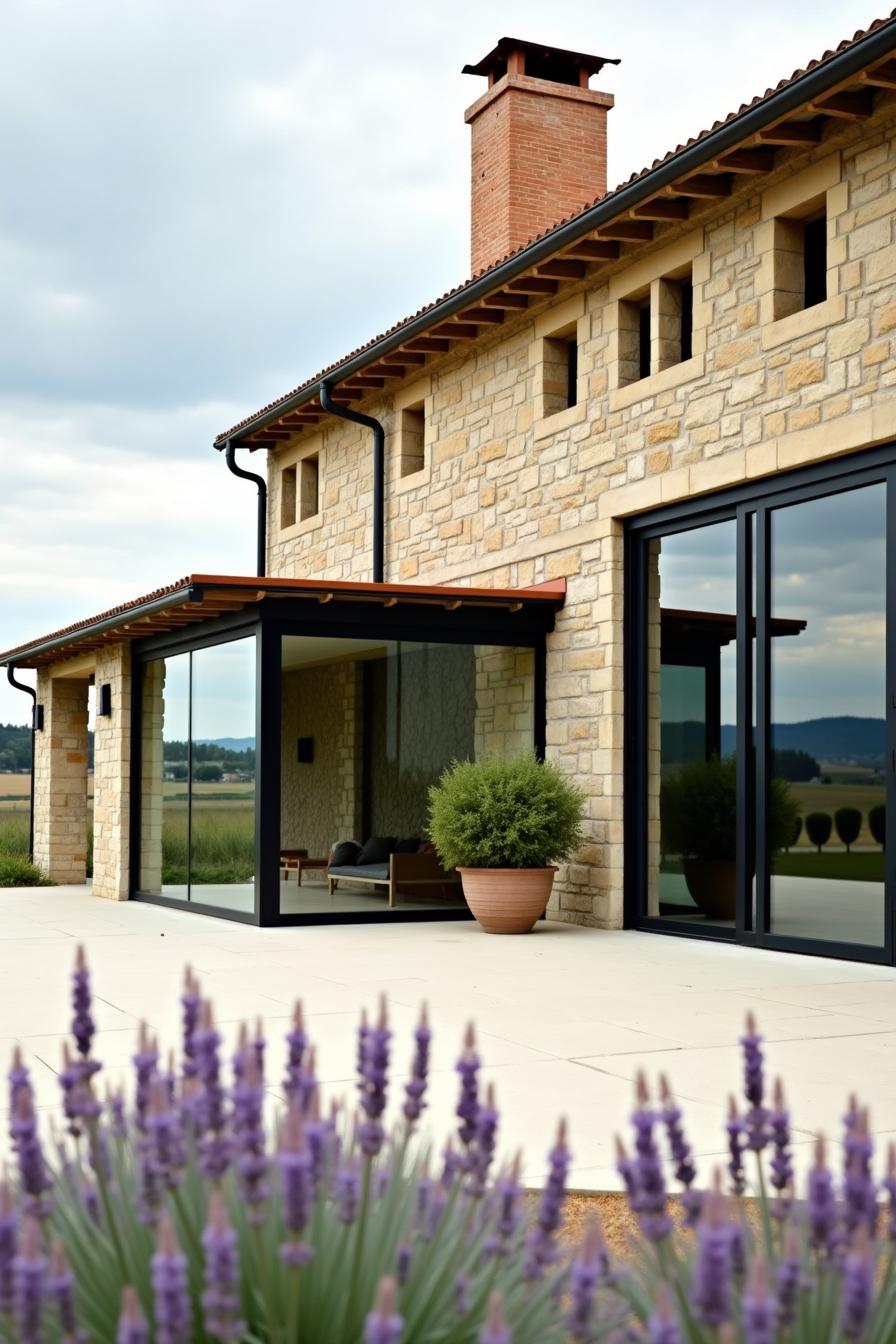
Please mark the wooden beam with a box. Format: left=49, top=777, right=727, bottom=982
left=366, top=362, right=408, bottom=378
left=478, top=291, right=529, bottom=308
left=564, top=239, right=620, bottom=260
left=330, top=388, right=364, bottom=401
left=278, top=414, right=322, bottom=427
left=431, top=323, right=480, bottom=339
left=631, top=199, right=689, bottom=220
left=809, top=90, right=874, bottom=119
left=669, top=173, right=732, bottom=198
left=860, top=59, right=896, bottom=89
left=595, top=220, right=654, bottom=241
left=396, top=352, right=427, bottom=365
left=714, top=148, right=776, bottom=174
left=535, top=259, right=587, bottom=279
left=757, top=119, right=823, bottom=145
left=506, top=276, right=559, bottom=294
left=343, top=376, right=385, bottom=388
left=403, top=337, right=449, bottom=353
left=458, top=306, right=505, bottom=324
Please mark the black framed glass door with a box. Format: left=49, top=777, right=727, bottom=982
left=626, top=449, right=896, bottom=964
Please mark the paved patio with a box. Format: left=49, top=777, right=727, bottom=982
left=3, top=885, right=896, bottom=1191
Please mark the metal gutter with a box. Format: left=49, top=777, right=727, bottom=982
left=0, top=585, right=201, bottom=669
left=319, top=381, right=385, bottom=582
left=224, top=441, right=267, bottom=576
left=6, top=666, right=37, bottom=861
left=216, top=16, right=896, bottom=447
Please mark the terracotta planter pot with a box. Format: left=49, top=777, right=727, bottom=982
left=458, top=867, right=556, bottom=934
left=682, top=858, right=737, bottom=921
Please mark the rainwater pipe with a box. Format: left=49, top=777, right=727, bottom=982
left=6, top=665, right=37, bottom=862
left=223, top=440, right=268, bottom=577
left=319, top=380, right=385, bottom=583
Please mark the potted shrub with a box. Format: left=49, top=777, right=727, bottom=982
left=427, top=752, right=584, bottom=934
left=660, top=755, right=798, bottom=920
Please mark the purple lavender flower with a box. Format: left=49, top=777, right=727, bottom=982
left=741, top=1012, right=767, bottom=1151
left=615, top=1135, right=637, bottom=1202
left=775, top=1222, right=803, bottom=1328
left=0, top=1179, right=16, bottom=1313
left=147, top=1075, right=185, bottom=1192
left=807, top=1135, right=837, bottom=1256
left=469, top=1082, right=499, bottom=1197
left=278, top=1102, right=314, bottom=1265
left=81, top=1178, right=100, bottom=1225
left=8, top=1047, right=30, bottom=1118
left=132, top=1022, right=159, bottom=1134
left=487, top=1154, right=523, bottom=1255
left=364, top=1275, right=403, bottom=1344
left=456, top=1024, right=481, bottom=1158
left=690, top=1181, right=733, bottom=1329
left=201, top=1193, right=244, bottom=1342
left=334, top=1154, right=361, bottom=1224
left=106, top=1086, right=127, bottom=1140
left=284, top=1002, right=307, bottom=1104
left=13, top=1218, right=45, bottom=1344
left=232, top=1048, right=268, bottom=1220
left=396, top=1244, right=412, bottom=1285
left=424, top=1181, right=448, bottom=1241
left=180, top=967, right=201, bottom=1085
left=629, top=1073, right=672, bottom=1241
left=524, top=1118, right=571, bottom=1280
left=151, top=1216, right=191, bottom=1344
left=659, top=1074, right=701, bottom=1224
left=648, top=1286, right=682, bottom=1344
left=358, top=997, right=391, bottom=1159
left=49, top=1241, right=79, bottom=1341
left=841, top=1228, right=874, bottom=1340
left=117, top=1286, right=150, bottom=1344
left=843, top=1104, right=877, bottom=1237
left=71, top=945, right=96, bottom=1059
left=59, top=1042, right=100, bottom=1139
left=566, top=1218, right=611, bottom=1340
left=884, top=1142, right=896, bottom=1244
left=441, top=1139, right=461, bottom=1188
left=742, top=1256, right=774, bottom=1344
left=195, top=1002, right=230, bottom=1181
left=767, top=1078, right=792, bottom=1216
left=726, top=1096, right=745, bottom=1197
left=479, top=1292, right=511, bottom=1344
left=403, top=1003, right=431, bottom=1125
left=10, top=1089, right=51, bottom=1218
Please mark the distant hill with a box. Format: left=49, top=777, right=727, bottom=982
left=720, top=716, right=885, bottom=765
left=194, top=737, right=255, bottom=752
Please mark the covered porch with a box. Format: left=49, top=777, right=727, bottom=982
left=1, top=574, right=563, bottom=926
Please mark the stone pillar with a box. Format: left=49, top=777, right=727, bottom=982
left=92, top=644, right=132, bottom=900
left=139, top=659, right=165, bottom=894
left=33, top=670, right=89, bottom=884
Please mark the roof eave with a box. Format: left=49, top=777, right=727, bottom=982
left=215, top=14, right=896, bottom=449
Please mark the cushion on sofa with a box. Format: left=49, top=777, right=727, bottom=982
left=331, top=840, right=362, bottom=867
left=393, top=837, right=420, bottom=854
left=329, top=863, right=390, bottom=881
left=357, top=836, right=397, bottom=865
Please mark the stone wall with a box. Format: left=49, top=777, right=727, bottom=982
left=473, top=647, right=534, bottom=758
left=33, top=671, right=89, bottom=885
left=91, top=644, right=132, bottom=900
left=280, top=661, right=363, bottom=857
left=264, top=99, right=896, bottom=930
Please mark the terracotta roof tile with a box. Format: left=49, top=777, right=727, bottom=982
left=216, top=11, right=896, bottom=443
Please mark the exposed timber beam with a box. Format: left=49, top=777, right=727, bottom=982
left=757, top=119, right=823, bottom=144
left=595, top=220, right=654, bottom=241
left=714, top=148, right=776, bottom=173
left=669, top=174, right=732, bottom=197
left=631, top=199, right=689, bottom=220
left=809, top=90, right=874, bottom=118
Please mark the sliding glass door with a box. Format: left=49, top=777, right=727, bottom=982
left=629, top=451, right=895, bottom=963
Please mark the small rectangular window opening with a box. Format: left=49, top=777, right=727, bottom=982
left=679, top=279, right=694, bottom=363
left=299, top=454, right=319, bottom=521
left=638, top=303, right=651, bottom=381
left=803, top=214, right=827, bottom=309
left=280, top=465, right=297, bottom=530
left=542, top=328, right=579, bottom=417
left=566, top=339, right=578, bottom=409
left=399, top=403, right=425, bottom=478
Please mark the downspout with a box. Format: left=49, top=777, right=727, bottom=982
left=319, top=381, right=385, bottom=583
left=6, top=665, right=36, bottom=862
left=224, top=440, right=267, bottom=577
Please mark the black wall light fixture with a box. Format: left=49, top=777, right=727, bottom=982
left=297, top=737, right=314, bottom=764
left=99, top=684, right=113, bottom=717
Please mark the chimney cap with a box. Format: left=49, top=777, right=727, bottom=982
left=462, top=37, right=619, bottom=84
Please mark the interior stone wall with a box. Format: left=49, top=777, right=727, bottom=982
left=280, top=661, right=363, bottom=857
left=473, top=646, right=534, bottom=758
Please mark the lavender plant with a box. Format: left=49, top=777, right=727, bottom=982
left=5, top=948, right=896, bottom=1342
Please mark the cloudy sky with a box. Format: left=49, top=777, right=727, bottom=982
left=0, top=0, right=880, bottom=723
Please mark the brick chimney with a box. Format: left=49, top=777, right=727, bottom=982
left=463, top=38, right=619, bottom=274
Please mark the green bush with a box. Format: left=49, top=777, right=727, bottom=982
left=0, top=855, right=53, bottom=887
left=427, top=753, right=584, bottom=870
left=834, top=806, right=862, bottom=853
left=787, top=814, right=802, bottom=850
left=661, top=755, right=798, bottom=862
left=870, top=802, right=886, bottom=848
left=805, top=811, right=833, bottom=853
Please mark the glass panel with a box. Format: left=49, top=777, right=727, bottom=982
left=769, top=484, right=886, bottom=947
left=279, top=636, right=534, bottom=916
left=189, top=640, right=257, bottom=912
left=646, top=519, right=738, bottom=928
left=140, top=652, right=190, bottom=897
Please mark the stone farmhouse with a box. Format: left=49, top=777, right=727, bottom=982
left=4, top=17, right=896, bottom=963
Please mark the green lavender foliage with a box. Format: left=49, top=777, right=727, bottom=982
left=427, top=753, right=585, bottom=869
